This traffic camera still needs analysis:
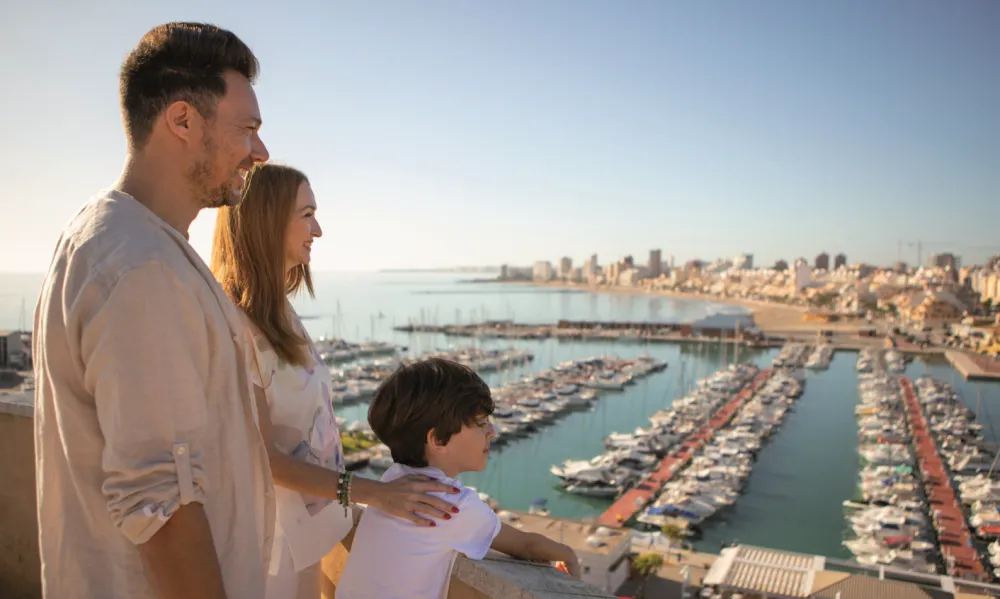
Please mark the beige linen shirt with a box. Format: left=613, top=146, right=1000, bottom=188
left=33, top=189, right=275, bottom=598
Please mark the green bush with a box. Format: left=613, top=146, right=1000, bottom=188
left=341, top=431, right=377, bottom=454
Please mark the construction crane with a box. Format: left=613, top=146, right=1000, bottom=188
left=896, top=240, right=1000, bottom=268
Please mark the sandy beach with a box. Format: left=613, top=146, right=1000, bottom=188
left=510, top=280, right=865, bottom=336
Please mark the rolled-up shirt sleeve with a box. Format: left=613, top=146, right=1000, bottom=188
left=80, top=262, right=211, bottom=545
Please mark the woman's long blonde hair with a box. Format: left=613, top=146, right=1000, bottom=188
left=212, top=163, right=315, bottom=366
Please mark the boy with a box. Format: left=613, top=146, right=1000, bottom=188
left=337, top=358, right=581, bottom=598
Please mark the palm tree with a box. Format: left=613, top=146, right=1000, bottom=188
left=661, top=523, right=684, bottom=550
left=632, top=553, right=664, bottom=599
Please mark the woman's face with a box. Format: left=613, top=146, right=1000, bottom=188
left=284, top=181, right=322, bottom=271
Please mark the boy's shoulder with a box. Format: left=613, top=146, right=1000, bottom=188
left=379, top=464, right=495, bottom=519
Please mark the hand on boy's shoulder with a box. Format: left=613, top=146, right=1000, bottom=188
left=440, top=485, right=496, bottom=524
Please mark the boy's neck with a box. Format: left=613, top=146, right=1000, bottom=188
left=426, top=457, right=461, bottom=479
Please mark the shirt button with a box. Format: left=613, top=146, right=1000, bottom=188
left=176, top=446, right=187, bottom=456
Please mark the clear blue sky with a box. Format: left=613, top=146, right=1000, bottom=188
left=2, top=0, right=999, bottom=273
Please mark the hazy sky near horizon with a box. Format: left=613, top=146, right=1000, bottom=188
left=2, top=0, right=999, bottom=273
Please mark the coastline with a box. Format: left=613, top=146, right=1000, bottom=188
left=498, top=280, right=864, bottom=336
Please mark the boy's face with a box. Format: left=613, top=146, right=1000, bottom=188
left=431, top=414, right=496, bottom=475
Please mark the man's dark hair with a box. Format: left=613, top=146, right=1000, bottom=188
left=119, top=22, right=259, bottom=149
left=368, top=358, right=494, bottom=468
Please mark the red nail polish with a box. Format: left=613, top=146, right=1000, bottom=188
left=451, top=507, right=460, bottom=514
left=430, top=521, right=436, bottom=527
left=444, top=514, right=452, bottom=520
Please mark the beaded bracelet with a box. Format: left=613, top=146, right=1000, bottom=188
left=338, top=471, right=353, bottom=516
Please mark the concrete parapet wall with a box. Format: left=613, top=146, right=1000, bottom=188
left=0, top=400, right=41, bottom=599
left=321, top=530, right=615, bottom=599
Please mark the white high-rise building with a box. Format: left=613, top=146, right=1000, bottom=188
left=794, top=259, right=811, bottom=292
left=619, top=268, right=641, bottom=287
left=533, top=261, right=554, bottom=282
left=732, top=253, right=754, bottom=271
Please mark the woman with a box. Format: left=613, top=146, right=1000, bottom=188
left=212, top=163, right=460, bottom=599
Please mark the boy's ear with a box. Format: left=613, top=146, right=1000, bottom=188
left=426, top=428, right=446, bottom=451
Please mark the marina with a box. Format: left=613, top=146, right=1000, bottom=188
left=903, top=376, right=985, bottom=579
left=634, top=368, right=804, bottom=531
left=551, top=364, right=762, bottom=501
left=489, top=354, right=668, bottom=448
left=596, top=367, right=771, bottom=527
left=315, top=337, right=403, bottom=363
left=840, top=353, right=1000, bottom=582
left=330, top=327, right=1000, bottom=566
left=327, top=346, right=535, bottom=404
left=843, top=372, right=937, bottom=573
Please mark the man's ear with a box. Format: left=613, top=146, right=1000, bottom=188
left=161, top=100, right=200, bottom=143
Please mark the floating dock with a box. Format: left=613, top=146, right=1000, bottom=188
left=945, top=351, right=1000, bottom=382
left=900, top=378, right=985, bottom=580
left=596, top=369, right=773, bottom=528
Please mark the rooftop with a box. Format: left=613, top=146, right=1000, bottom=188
left=499, top=510, right=629, bottom=556
left=704, top=544, right=1000, bottom=599
left=810, top=571, right=954, bottom=599
left=704, top=545, right=820, bottom=598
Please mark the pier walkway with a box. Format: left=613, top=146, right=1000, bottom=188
left=597, top=369, right=773, bottom=528
left=900, top=377, right=985, bottom=580
left=945, top=350, right=1000, bottom=382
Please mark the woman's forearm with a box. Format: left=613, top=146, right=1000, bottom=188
left=268, top=450, right=383, bottom=505
left=268, top=451, right=343, bottom=498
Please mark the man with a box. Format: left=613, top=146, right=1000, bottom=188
left=33, top=23, right=272, bottom=598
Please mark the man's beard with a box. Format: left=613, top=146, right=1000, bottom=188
left=188, top=136, right=244, bottom=208
left=190, top=160, right=239, bottom=208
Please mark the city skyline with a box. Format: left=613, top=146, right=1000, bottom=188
left=514, top=247, right=993, bottom=273
left=3, top=1, right=1000, bottom=273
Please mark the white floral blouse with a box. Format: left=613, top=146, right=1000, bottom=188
left=247, top=310, right=345, bottom=515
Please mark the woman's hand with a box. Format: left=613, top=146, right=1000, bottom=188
left=353, top=474, right=461, bottom=526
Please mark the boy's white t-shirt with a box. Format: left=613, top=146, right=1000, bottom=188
left=337, top=464, right=502, bottom=599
